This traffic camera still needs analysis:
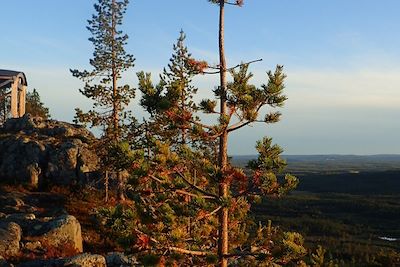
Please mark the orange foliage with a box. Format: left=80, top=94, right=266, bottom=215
left=187, top=58, right=208, bottom=73
left=136, top=234, right=151, bottom=250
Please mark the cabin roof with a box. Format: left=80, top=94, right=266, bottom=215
left=0, top=69, right=28, bottom=87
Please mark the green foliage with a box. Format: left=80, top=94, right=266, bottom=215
left=103, top=141, right=136, bottom=171
left=246, top=137, right=298, bottom=197
left=25, top=89, right=51, bottom=119
left=137, top=31, right=201, bottom=146
left=282, top=232, right=307, bottom=261
left=96, top=204, right=138, bottom=249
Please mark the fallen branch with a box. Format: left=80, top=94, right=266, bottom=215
left=168, top=246, right=209, bottom=256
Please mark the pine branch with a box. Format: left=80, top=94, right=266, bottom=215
left=176, top=171, right=219, bottom=199
left=190, top=119, right=214, bottom=130
left=203, top=59, right=262, bottom=75
left=197, top=206, right=222, bottom=221
left=227, top=120, right=251, bottom=132
left=175, top=189, right=216, bottom=200
left=227, top=103, right=265, bottom=132
left=225, top=251, right=266, bottom=258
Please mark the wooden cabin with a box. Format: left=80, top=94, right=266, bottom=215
left=0, top=69, right=27, bottom=120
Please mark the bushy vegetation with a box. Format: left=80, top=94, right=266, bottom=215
left=69, top=0, right=311, bottom=266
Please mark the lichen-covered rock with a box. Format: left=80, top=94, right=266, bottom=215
left=41, top=215, right=83, bottom=253
left=0, top=222, right=22, bottom=258
left=64, top=253, right=106, bottom=267
left=0, top=114, right=100, bottom=187
left=106, top=252, right=138, bottom=267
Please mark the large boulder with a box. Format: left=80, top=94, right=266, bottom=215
left=0, top=115, right=100, bottom=187
left=40, top=215, right=83, bottom=253
left=0, top=222, right=22, bottom=258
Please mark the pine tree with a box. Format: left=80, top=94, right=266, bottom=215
left=71, top=0, right=135, bottom=200
left=206, top=1, right=298, bottom=266
left=25, top=89, right=51, bottom=119
left=71, top=0, right=135, bottom=141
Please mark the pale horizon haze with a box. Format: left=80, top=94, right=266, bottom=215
left=1, top=0, right=400, bottom=155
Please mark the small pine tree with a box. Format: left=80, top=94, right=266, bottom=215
left=71, top=0, right=135, bottom=141
left=25, top=89, right=51, bottom=119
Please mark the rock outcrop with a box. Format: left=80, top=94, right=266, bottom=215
left=0, top=115, right=100, bottom=187
left=0, top=222, right=22, bottom=258
left=0, top=191, right=85, bottom=265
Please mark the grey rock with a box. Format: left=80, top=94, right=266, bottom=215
left=0, top=222, right=22, bottom=258
left=106, top=252, right=138, bottom=267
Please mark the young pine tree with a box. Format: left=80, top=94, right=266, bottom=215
left=25, top=89, right=51, bottom=119
left=71, top=0, right=135, bottom=141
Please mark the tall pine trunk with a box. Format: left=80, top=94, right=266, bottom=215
left=111, top=0, right=124, bottom=201
left=217, top=1, right=228, bottom=266
left=111, top=0, right=119, bottom=140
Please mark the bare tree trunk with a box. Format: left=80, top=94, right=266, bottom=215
left=111, top=0, right=119, bottom=140
left=111, top=0, right=124, bottom=201
left=105, top=170, right=109, bottom=202
left=117, top=171, right=126, bottom=201
left=218, top=1, right=229, bottom=267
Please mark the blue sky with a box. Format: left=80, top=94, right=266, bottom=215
left=1, top=0, right=400, bottom=155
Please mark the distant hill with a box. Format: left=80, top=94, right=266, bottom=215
left=231, top=154, right=400, bottom=174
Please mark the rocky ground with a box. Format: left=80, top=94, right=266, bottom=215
left=0, top=116, right=137, bottom=266
left=0, top=186, right=137, bottom=267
